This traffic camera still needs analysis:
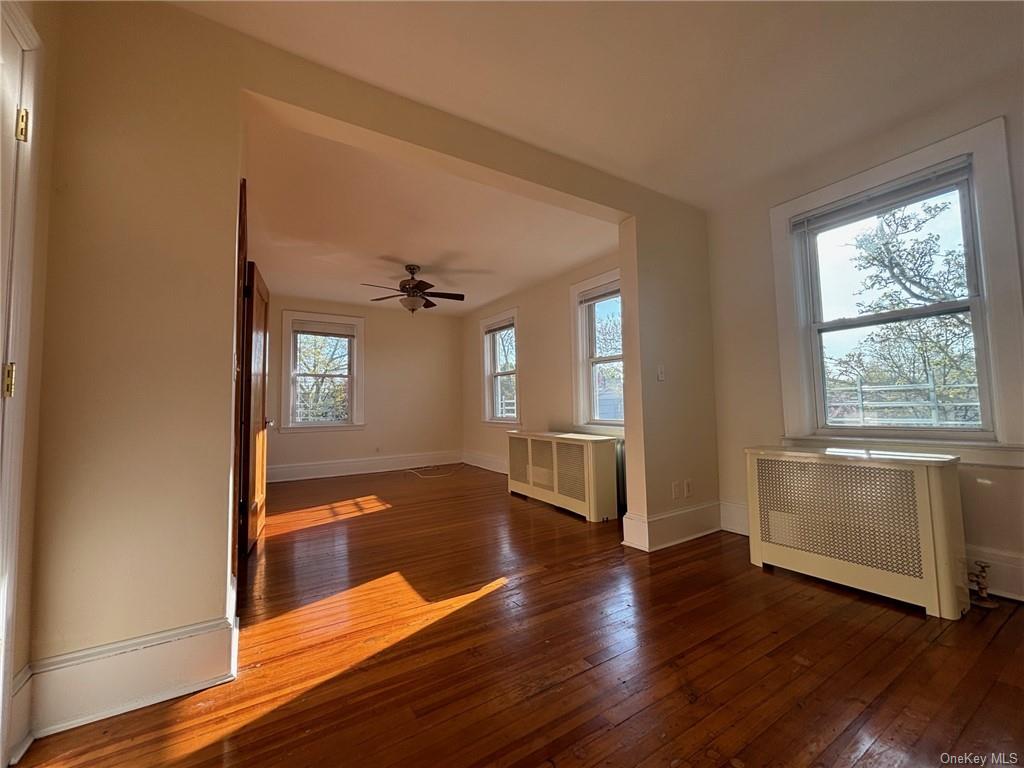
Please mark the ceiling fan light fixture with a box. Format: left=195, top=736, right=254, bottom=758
left=400, top=295, right=425, bottom=313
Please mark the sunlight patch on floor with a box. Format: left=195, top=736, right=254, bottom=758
left=267, top=494, right=393, bottom=536
left=159, top=572, right=508, bottom=763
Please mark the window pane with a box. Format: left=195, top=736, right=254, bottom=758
left=492, top=327, right=516, bottom=372
left=591, top=295, right=622, bottom=357
left=821, top=312, right=981, bottom=428
left=294, top=375, right=349, bottom=423
left=296, top=333, right=349, bottom=375
left=494, top=374, right=517, bottom=419
left=816, top=188, right=968, bottom=322
left=592, top=361, right=624, bottom=421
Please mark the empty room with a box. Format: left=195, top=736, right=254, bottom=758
left=0, top=2, right=1021, bottom=767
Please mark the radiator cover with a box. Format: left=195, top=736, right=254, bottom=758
left=746, top=447, right=969, bottom=619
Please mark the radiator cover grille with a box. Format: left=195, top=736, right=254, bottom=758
left=556, top=442, right=587, bottom=502
left=756, top=457, right=923, bottom=579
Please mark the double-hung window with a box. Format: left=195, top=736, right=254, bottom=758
left=799, top=160, right=990, bottom=432
left=771, top=120, right=1024, bottom=445
left=571, top=270, right=624, bottom=429
left=281, top=311, right=365, bottom=429
left=482, top=311, right=518, bottom=422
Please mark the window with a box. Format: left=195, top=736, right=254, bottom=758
left=571, top=270, right=624, bottom=429
left=770, top=119, right=1024, bottom=443
left=482, top=310, right=518, bottom=422
left=281, top=311, right=365, bottom=430
left=802, top=163, right=990, bottom=431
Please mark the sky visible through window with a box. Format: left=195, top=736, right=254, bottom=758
left=815, top=189, right=965, bottom=359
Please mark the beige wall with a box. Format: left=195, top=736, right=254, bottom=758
left=461, top=251, right=621, bottom=462
left=32, top=1, right=714, bottom=660
left=709, top=67, right=1024, bottom=570
left=266, top=295, right=462, bottom=469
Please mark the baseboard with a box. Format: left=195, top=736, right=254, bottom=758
left=268, top=450, right=462, bottom=483
left=719, top=500, right=749, bottom=535
left=622, top=501, right=721, bottom=552
left=461, top=450, right=507, bottom=475
left=966, top=544, right=1024, bottom=601
left=30, top=617, right=235, bottom=738
left=8, top=666, right=32, bottom=764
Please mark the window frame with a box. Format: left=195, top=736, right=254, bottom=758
left=769, top=118, right=1024, bottom=445
left=280, top=310, right=366, bottom=432
left=481, top=309, right=519, bottom=424
left=570, top=269, right=624, bottom=433
left=800, top=166, right=995, bottom=436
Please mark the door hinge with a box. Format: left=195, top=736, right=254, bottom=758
left=15, top=108, right=28, bottom=142
left=3, top=362, right=15, bottom=398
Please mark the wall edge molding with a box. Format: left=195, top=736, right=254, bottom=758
left=29, top=617, right=235, bottom=739
left=622, top=502, right=721, bottom=552
left=268, top=450, right=462, bottom=483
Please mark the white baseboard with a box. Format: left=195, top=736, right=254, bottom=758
left=461, top=450, right=507, bottom=475
left=268, top=450, right=462, bottom=483
left=719, top=500, right=749, bottom=535
left=966, top=544, right=1024, bottom=602
left=8, top=666, right=32, bottom=764
left=30, top=617, right=235, bottom=738
left=622, top=502, right=721, bottom=552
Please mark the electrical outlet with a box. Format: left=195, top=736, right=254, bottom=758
left=671, top=480, right=681, bottom=500
left=684, top=479, right=693, bottom=498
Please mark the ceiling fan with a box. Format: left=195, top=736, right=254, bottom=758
left=361, top=264, right=465, bottom=314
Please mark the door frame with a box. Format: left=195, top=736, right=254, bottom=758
left=0, top=3, right=42, bottom=763
left=231, top=179, right=247, bottom=613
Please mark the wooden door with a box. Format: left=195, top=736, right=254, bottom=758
left=240, top=261, right=270, bottom=552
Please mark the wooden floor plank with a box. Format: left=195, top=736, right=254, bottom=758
left=19, top=465, right=1022, bottom=768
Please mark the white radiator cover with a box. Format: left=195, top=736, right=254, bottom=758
left=507, top=432, right=618, bottom=522
left=746, top=446, right=970, bottom=620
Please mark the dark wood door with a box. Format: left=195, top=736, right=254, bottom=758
left=241, top=260, right=270, bottom=552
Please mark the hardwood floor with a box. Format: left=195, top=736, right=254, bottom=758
left=21, top=464, right=1023, bottom=767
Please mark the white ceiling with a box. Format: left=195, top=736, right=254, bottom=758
left=186, top=1, right=1022, bottom=209
left=244, top=98, right=619, bottom=312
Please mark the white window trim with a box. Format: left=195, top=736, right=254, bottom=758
left=481, top=308, right=520, bottom=425
left=570, top=269, right=624, bottom=436
left=769, top=118, right=1024, bottom=445
left=280, top=310, right=366, bottom=432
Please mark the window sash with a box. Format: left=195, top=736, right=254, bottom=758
left=484, top=322, right=518, bottom=421
left=802, top=170, right=993, bottom=433
left=291, top=331, right=354, bottom=425
left=491, top=371, right=517, bottom=421
left=584, top=292, right=623, bottom=424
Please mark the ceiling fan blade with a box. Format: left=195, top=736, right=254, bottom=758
left=371, top=294, right=403, bottom=301
left=422, top=291, right=465, bottom=301
left=422, top=298, right=437, bottom=309
left=412, top=279, right=434, bottom=292
left=361, top=283, right=401, bottom=291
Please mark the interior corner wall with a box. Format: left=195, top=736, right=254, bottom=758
left=32, top=0, right=715, bottom=697
left=460, top=250, right=621, bottom=469
left=266, top=295, right=463, bottom=478
left=709, top=67, right=1024, bottom=591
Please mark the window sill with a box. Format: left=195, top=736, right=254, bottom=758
left=278, top=422, right=366, bottom=433
left=784, top=433, right=1024, bottom=468
left=572, top=423, right=625, bottom=438
left=483, top=419, right=520, bottom=428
